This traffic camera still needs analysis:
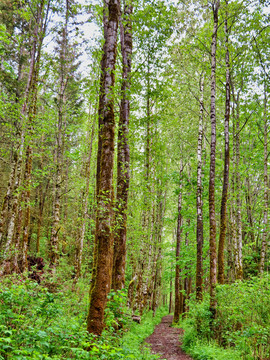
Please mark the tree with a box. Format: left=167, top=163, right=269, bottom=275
left=208, top=0, right=220, bottom=323
left=218, top=0, right=230, bottom=285
left=87, top=0, right=120, bottom=336
left=112, top=0, right=133, bottom=292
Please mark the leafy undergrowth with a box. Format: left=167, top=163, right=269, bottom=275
left=0, top=274, right=164, bottom=360
left=179, top=274, right=270, bottom=360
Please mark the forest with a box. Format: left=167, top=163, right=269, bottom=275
left=0, top=0, right=269, bottom=359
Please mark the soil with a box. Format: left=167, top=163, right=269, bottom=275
left=145, top=315, right=193, bottom=360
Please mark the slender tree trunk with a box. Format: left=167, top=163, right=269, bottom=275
left=209, top=0, right=220, bottom=324
left=169, top=254, right=173, bottom=313
left=37, top=179, right=49, bottom=253
left=151, top=191, right=166, bottom=315
left=235, top=93, right=243, bottom=280
left=174, top=164, right=183, bottom=323
left=50, top=6, right=68, bottom=267
left=73, top=105, right=96, bottom=285
left=112, top=0, right=132, bottom=291
left=245, top=176, right=255, bottom=248
left=87, top=0, right=120, bottom=336
left=218, top=3, right=230, bottom=284
left=0, top=151, right=18, bottom=245
left=259, top=84, right=268, bottom=273
left=196, top=73, right=204, bottom=301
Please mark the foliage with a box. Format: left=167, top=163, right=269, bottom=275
left=0, top=277, right=165, bottom=360
left=179, top=275, right=270, bottom=360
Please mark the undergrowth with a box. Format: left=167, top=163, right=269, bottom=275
left=0, top=274, right=164, bottom=359
left=179, top=274, right=270, bottom=360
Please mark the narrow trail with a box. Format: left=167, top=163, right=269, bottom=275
left=145, top=315, right=193, bottom=360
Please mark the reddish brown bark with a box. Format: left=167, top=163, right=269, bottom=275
left=218, top=2, right=230, bottom=284
left=112, top=0, right=132, bottom=291
left=87, top=0, right=120, bottom=336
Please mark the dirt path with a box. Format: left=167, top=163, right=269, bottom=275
left=145, top=315, right=193, bottom=360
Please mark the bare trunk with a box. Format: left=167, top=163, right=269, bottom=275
left=196, top=73, right=204, bottom=301
left=245, top=176, right=255, bottom=248
left=218, top=3, right=230, bottom=284
left=87, top=0, right=120, bottom=336
left=91, top=0, right=110, bottom=296
left=235, top=94, right=243, bottom=280
left=259, top=84, right=268, bottom=273
left=174, top=164, right=183, bottom=323
left=21, top=145, right=33, bottom=271
left=36, top=179, right=49, bottom=253
left=0, top=152, right=18, bottom=245
left=112, top=0, right=132, bottom=291
left=73, top=105, right=96, bottom=285
left=50, top=3, right=69, bottom=266
left=183, top=219, right=191, bottom=315
left=209, top=0, right=220, bottom=324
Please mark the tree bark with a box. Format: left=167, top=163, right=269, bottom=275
left=174, top=164, right=183, bottom=323
left=235, top=92, right=243, bottom=280
left=209, top=0, right=220, bottom=324
left=259, top=83, right=268, bottom=273
left=112, top=0, right=132, bottom=291
left=73, top=105, right=96, bottom=285
left=87, top=0, right=120, bottom=336
left=196, top=73, right=204, bottom=301
left=50, top=4, right=68, bottom=267
left=218, top=2, right=230, bottom=284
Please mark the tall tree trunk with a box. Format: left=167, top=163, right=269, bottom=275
left=87, top=0, right=120, bottom=336
left=209, top=0, right=220, bottom=324
left=37, top=179, right=49, bottom=253
left=218, top=2, right=230, bottom=284
left=112, top=0, right=132, bottom=291
left=245, top=176, right=255, bottom=248
left=50, top=4, right=68, bottom=267
left=259, top=83, right=268, bottom=273
left=90, top=0, right=110, bottom=298
left=174, top=163, right=183, bottom=323
left=151, top=189, right=166, bottom=315
left=183, top=220, right=191, bottom=315
left=235, top=93, right=243, bottom=279
left=73, top=105, right=96, bottom=286
left=196, top=73, right=204, bottom=301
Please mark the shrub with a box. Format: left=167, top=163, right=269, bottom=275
left=0, top=276, right=164, bottom=359
left=180, top=274, right=270, bottom=360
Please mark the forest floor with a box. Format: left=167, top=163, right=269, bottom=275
left=145, top=315, right=193, bottom=360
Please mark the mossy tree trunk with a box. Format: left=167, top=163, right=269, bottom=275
left=87, top=0, right=120, bottom=336
left=112, top=0, right=132, bottom=291
left=218, top=1, right=230, bottom=284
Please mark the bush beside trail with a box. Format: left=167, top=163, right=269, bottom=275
left=179, top=274, right=270, bottom=360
